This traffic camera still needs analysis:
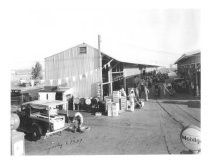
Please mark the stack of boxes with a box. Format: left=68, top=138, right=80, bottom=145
left=97, top=83, right=101, bottom=98
left=113, top=91, right=120, bottom=103
left=107, top=103, right=112, bottom=116
left=112, top=91, right=120, bottom=116
left=105, top=97, right=112, bottom=116
left=105, top=90, right=129, bottom=117
left=111, top=102, right=119, bottom=116
left=105, top=91, right=126, bottom=117
left=120, top=96, right=127, bottom=111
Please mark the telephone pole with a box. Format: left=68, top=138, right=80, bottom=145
left=98, top=35, right=103, bottom=100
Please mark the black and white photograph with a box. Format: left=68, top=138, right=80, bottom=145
left=2, top=0, right=208, bottom=160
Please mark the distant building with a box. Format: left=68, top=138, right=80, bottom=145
left=11, top=69, right=32, bottom=82
left=174, top=49, right=200, bottom=95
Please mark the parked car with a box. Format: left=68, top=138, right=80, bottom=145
left=16, top=100, right=69, bottom=141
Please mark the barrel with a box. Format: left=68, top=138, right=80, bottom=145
left=85, top=98, right=91, bottom=105
left=11, top=113, right=20, bottom=130
left=74, top=97, right=80, bottom=104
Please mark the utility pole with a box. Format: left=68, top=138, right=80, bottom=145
left=98, top=35, right=103, bottom=100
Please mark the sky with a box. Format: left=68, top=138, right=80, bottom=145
left=2, top=1, right=200, bottom=70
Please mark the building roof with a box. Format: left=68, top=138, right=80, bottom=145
left=174, top=49, right=201, bottom=64
left=90, top=43, right=168, bottom=67
left=45, top=43, right=175, bottom=68
left=39, top=86, right=72, bottom=93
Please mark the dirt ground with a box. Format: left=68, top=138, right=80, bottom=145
left=24, top=93, right=200, bottom=155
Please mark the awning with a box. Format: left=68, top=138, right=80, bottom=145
left=98, top=42, right=179, bottom=67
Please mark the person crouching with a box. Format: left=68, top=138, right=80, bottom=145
left=72, top=112, right=83, bottom=132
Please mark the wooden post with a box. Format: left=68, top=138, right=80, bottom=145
left=195, top=69, right=199, bottom=97
left=98, top=35, right=103, bottom=100
left=123, top=78, right=126, bottom=93
left=123, top=64, right=126, bottom=92
left=108, top=67, right=113, bottom=95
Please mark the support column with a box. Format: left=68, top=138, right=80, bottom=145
left=123, top=65, right=126, bottom=92
left=123, top=77, right=126, bottom=92
left=195, top=70, right=199, bottom=97
left=108, top=67, right=113, bottom=95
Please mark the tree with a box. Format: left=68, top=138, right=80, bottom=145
left=31, top=62, right=42, bottom=80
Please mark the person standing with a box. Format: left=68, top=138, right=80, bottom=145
left=163, top=81, right=166, bottom=96
left=120, top=87, right=127, bottom=97
left=134, top=76, right=140, bottom=99
left=140, top=79, right=145, bottom=99
left=129, top=89, right=135, bottom=112
left=148, top=77, right=152, bottom=89
left=144, top=85, right=149, bottom=101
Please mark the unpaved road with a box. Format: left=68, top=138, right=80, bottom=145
left=25, top=98, right=200, bottom=155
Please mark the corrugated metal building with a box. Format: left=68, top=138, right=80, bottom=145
left=45, top=43, right=160, bottom=98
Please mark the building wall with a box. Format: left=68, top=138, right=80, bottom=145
left=123, top=64, right=141, bottom=77
left=45, top=44, right=101, bottom=98
left=177, top=54, right=200, bottom=68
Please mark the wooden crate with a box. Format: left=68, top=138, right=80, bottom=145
left=120, top=96, right=127, bottom=111
left=112, top=110, right=119, bottom=117
left=107, top=102, right=112, bottom=116
left=112, top=102, right=119, bottom=111
left=113, top=91, right=120, bottom=103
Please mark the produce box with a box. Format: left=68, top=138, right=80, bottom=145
left=113, top=91, right=120, bottom=103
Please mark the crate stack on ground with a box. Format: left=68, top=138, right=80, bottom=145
left=112, top=91, right=120, bottom=113
left=107, top=102, right=112, bottom=116
left=97, top=83, right=101, bottom=98
left=120, top=96, right=127, bottom=112
left=111, top=102, right=119, bottom=117
left=105, top=96, right=112, bottom=116
left=113, top=91, right=120, bottom=103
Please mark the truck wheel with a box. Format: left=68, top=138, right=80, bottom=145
left=31, top=125, right=42, bottom=141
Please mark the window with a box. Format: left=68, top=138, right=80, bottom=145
left=79, top=47, right=87, bottom=54
left=46, top=94, right=48, bottom=100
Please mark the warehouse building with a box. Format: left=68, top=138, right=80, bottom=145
left=45, top=42, right=161, bottom=99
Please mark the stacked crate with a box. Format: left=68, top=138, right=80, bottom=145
left=105, top=97, right=112, bottom=112
left=107, top=102, right=112, bottom=116
left=112, top=91, right=120, bottom=103
left=112, top=102, right=119, bottom=116
left=120, top=96, right=127, bottom=111
left=97, top=83, right=101, bottom=98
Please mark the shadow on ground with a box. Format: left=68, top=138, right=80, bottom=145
left=161, top=100, right=200, bottom=109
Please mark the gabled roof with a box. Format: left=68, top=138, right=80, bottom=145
left=45, top=42, right=177, bottom=67
left=174, top=49, right=200, bottom=64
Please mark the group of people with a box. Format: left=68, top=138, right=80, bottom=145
left=121, top=72, right=170, bottom=110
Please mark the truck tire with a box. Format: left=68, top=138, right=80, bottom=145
left=31, top=125, right=42, bottom=141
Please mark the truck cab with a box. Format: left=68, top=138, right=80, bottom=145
left=16, top=100, right=69, bottom=141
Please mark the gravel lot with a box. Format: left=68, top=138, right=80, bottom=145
left=24, top=94, right=200, bottom=155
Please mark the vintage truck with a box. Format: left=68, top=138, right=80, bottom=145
left=16, top=100, right=70, bottom=141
